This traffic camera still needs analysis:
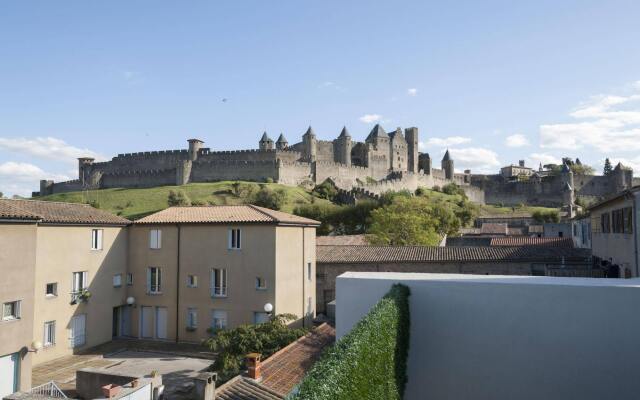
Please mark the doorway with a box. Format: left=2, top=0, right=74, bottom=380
left=155, top=307, right=168, bottom=339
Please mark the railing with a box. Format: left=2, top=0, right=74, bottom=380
left=211, top=286, right=227, bottom=297
left=30, top=381, right=68, bottom=398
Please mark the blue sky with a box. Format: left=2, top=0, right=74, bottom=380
left=1, top=1, right=640, bottom=196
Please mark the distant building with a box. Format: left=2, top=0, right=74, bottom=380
left=587, top=186, right=640, bottom=277
left=572, top=216, right=592, bottom=249
left=500, top=160, right=533, bottom=178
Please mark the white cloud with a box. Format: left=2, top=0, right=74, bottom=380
left=539, top=86, right=640, bottom=153
left=0, top=137, right=104, bottom=164
left=0, top=161, right=70, bottom=197
left=359, top=114, right=383, bottom=124
left=448, top=147, right=501, bottom=173
left=505, top=133, right=530, bottom=148
left=407, top=88, right=418, bottom=96
left=633, top=81, right=640, bottom=90
left=528, top=152, right=561, bottom=167
left=423, top=136, right=472, bottom=148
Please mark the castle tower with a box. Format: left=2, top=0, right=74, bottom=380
left=563, top=182, right=575, bottom=218
left=405, top=127, right=419, bottom=173
left=276, top=133, right=288, bottom=150
left=302, top=126, right=317, bottom=162
left=335, top=126, right=352, bottom=165
left=419, top=153, right=432, bottom=175
left=78, top=157, right=95, bottom=184
left=442, top=150, right=454, bottom=180
left=613, top=162, right=632, bottom=192
left=259, top=132, right=274, bottom=151
left=389, top=128, right=407, bottom=171
left=188, top=139, right=204, bottom=161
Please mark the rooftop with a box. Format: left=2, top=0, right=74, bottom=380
left=134, top=205, right=320, bottom=226
left=317, top=245, right=591, bottom=264
left=587, top=185, right=640, bottom=210
left=0, top=199, right=130, bottom=225
left=490, top=237, right=574, bottom=248
left=216, top=377, right=284, bottom=400
left=316, top=234, right=369, bottom=246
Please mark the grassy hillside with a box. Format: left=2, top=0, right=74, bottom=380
left=37, top=181, right=331, bottom=220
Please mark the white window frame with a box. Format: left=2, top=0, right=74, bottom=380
left=211, top=310, right=227, bottom=330
left=2, top=300, right=21, bottom=321
left=44, top=320, right=56, bottom=347
left=147, top=267, right=162, bottom=294
left=113, top=274, right=122, bottom=288
left=46, top=282, right=58, bottom=297
left=211, top=268, right=227, bottom=297
left=187, top=275, right=198, bottom=288
left=255, top=277, right=267, bottom=290
left=126, top=273, right=133, bottom=286
left=228, top=228, right=241, bottom=250
left=91, top=229, right=103, bottom=250
left=71, top=271, right=88, bottom=302
left=149, top=229, right=162, bottom=249
left=187, top=308, right=198, bottom=329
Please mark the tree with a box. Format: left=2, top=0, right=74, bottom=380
left=251, top=186, right=286, bottom=210
left=603, top=158, right=613, bottom=176
left=368, top=197, right=443, bottom=246
left=532, top=210, right=560, bottom=223
left=0, top=192, right=3, bottom=199
left=204, top=314, right=307, bottom=383
left=167, top=190, right=191, bottom=206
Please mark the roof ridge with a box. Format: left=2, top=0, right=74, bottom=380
left=246, top=204, right=278, bottom=222
left=1, top=198, right=92, bottom=207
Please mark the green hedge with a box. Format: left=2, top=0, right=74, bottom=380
left=292, top=284, right=411, bottom=400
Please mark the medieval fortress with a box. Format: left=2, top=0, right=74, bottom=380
left=37, top=124, right=638, bottom=209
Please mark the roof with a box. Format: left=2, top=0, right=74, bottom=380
left=303, top=126, right=315, bottom=137
left=260, top=132, right=273, bottom=142
left=489, top=237, right=574, bottom=248
left=216, top=377, right=283, bottom=400
left=442, top=149, right=451, bottom=162
left=366, top=124, right=388, bottom=141
left=316, top=234, right=369, bottom=246
left=316, top=245, right=591, bottom=264
left=134, top=205, right=321, bottom=226
left=0, top=199, right=130, bottom=225
left=587, top=185, right=640, bottom=211
left=260, top=323, right=335, bottom=396
left=276, top=133, right=287, bottom=143
left=389, top=128, right=405, bottom=141
left=338, top=126, right=350, bottom=138
left=480, top=223, right=508, bottom=235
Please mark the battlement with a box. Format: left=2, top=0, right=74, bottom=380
left=105, top=167, right=176, bottom=177
left=115, top=149, right=188, bottom=159
left=315, top=161, right=369, bottom=172
left=198, top=148, right=276, bottom=156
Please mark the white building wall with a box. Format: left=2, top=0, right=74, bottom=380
left=336, top=272, right=640, bottom=400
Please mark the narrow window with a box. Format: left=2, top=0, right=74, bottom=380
left=113, top=274, right=122, bottom=287
left=72, top=271, right=88, bottom=302
left=187, top=275, right=198, bottom=288
left=211, top=310, right=227, bottom=330
left=126, top=273, right=133, bottom=286
left=228, top=228, right=241, bottom=249
left=307, top=262, right=312, bottom=281
left=2, top=301, right=21, bottom=320
left=187, top=308, right=198, bottom=329
left=147, top=267, right=162, bottom=294
left=44, top=321, right=56, bottom=346
left=46, top=283, right=58, bottom=297
left=256, top=277, right=266, bottom=290
left=149, top=229, right=162, bottom=249
left=211, top=268, right=227, bottom=297
left=91, top=229, right=103, bottom=250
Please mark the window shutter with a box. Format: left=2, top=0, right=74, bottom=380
left=193, top=311, right=198, bottom=327
left=149, top=231, right=154, bottom=248
left=146, top=268, right=151, bottom=293
left=157, top=230, right=162, bottom=248
left=16, top=301, right=20, bottom=318
left=237, top=229, right=241, bottom=249
left=97, top=230, right=103, bottom=249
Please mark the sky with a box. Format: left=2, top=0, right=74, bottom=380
left=1, top=1, right=640, bottom=196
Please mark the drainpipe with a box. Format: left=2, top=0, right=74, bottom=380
left=302, top=227, right=306, bottom=328
left=176, top=224, right=181, bottom=342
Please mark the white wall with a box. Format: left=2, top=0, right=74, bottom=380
left=336, top=272, right=640, bottom=400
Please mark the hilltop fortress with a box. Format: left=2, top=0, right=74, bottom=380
left=36, top=125, right=638, bottom=210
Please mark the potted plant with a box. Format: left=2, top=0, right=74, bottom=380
left=102, top=384, right=120, bottom=398
left=131, top=379, right=140, bottom=388
left=78, top=289, right=92, bottom=302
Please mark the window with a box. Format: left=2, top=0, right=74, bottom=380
left=2, top=301, right=20, bottom=321
left=211, top=268, right=227, bottom=297
left=624, top=207, right=633, bottom=234
left=612, top=209, right=625, bottom=233
left=228, top=228, right=241, bottom=249
left=72, top=271, right=88, bottom=302
left=126, top=273, right=133, bottom=286
left=149, top=229, right=162, bottom=249
left=147, top=267, right=162, bottom=294
left=187, top=308, right=198, bottom=329
left=91, top=229, right=103, bottom=250
left=255, top=277, right=266, bottom=290
left=601, top=212, right=611, bottom=233
left=254, top=312, right=270, bottom=324
left=46, top=283, right=58, bottom=297
left=44, top=321, right=56, bottom=346
left=211, top=310, right=227, bottom=330
left=187, top=275, right=198, bottom=288
left=113, top=274, right=122, bottom=287
left=307, top=296, right=313, bottom=315
left=307, top=263, right=312, bottom=281
left=70, top=314, right=86, bottom=348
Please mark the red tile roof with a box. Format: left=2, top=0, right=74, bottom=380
left=0, top=199, right=130, bottom=225
left=216, top=376, right=284, bottom=400
left=490, top=237, right=574, bottom=248
left=134, top=205, right=320, bottom=226
left=316, top=235, right=370, bottom=246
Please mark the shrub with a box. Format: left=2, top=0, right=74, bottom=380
left=432, top=185, right=441, bottom=192
left=442, top=183, right=466, bottom=198
left=87, top=199, right=100, bottom=209
left=167, top=190, right=191, bottom=206
left=252, top=186, right=286, bottom=210
left=415, top=187, right=426, bottom=196
left=293, top=284, right=410, bottom=400
left=191, top=199, right=206, bottom=206
left=265, top=177, right=274, bottom=183
left=312, top=180, right=339, bottom=201
left=532, top=209, right=560, bottom=223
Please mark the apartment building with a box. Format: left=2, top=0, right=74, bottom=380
left=588, top=186, right=640, bottom=277
left=127, top=205, right=319, bottom=343
left=0, top=199, right=129, bottom=395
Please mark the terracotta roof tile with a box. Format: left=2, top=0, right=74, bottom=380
left=316, top=235, right=369, bottom=246
left=0, top=199, right=129, bottom=225
left=134, top=205, right=320, bottom=226
left=317, top=245, right=591, bottom=264
left=490, top=237, right=574, bottom=248
left=216, top=377, right=283, bottom=400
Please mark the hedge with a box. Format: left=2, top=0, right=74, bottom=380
left=292, top=284, right=411, bottom=400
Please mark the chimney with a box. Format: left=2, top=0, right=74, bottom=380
left=246, top=353, right=262, bottom=380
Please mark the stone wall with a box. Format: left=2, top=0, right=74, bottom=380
left=191, top=160, right=278, bottom=182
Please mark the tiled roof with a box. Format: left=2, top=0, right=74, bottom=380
left=216, top=377, right=283, bottom=400
left=134, top=205, right=320, bottom=226
left=490, top=237, right=574, bottom=248
left=316, top=245, right=591, bottom=264
left=0, top=199, right=130, bottom=225
left=316, top=235, right=370, bottom=246
left=260, top=323, right=335, bottom=396
left=480, top=223, right=508, bottom=235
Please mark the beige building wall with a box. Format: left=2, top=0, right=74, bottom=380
left=32, top=225, right=128, bottom=364
left=0, top=223, right=37, bottom=392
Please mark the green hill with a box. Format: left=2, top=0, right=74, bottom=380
left=37, top=181, right=331, bottom=220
